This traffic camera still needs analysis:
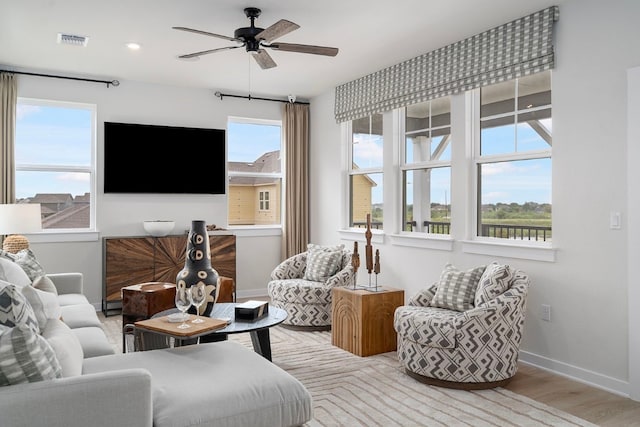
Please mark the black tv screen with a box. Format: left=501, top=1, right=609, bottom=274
left=104, top=122, right=226, bottom=194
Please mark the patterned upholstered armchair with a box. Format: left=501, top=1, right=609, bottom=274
left=267, top=244, right=354, bottom=327
left=393, top=263, right=530, bottom=389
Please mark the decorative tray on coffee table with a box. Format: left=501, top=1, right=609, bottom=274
left=134, top=315, right=228, bottom=337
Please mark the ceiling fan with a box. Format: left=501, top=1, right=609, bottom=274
left=173, top=7, right=339, bottom=69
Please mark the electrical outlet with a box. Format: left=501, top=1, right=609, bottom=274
left=541, top=304, right=551, bottom=321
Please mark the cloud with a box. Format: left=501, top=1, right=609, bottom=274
left=16, top=104, right=41, bottom=120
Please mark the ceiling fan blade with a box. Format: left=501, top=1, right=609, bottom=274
left=172, top=26, right=239, bottom=43
left=252, top=49, right=277, bottom=69
left=269, top=42, right=338, bottom=57
left=255, top=19, right=300, bottom=43
left=178, top=45, right=242, bottom=59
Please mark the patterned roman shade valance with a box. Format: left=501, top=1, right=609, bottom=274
left=334, top=6, right=559, bottom=123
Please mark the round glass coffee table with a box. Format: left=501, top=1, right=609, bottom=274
left=150, top=303, right=287, bottom=361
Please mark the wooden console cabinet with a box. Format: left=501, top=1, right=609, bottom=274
left=331, top=287, right=404, bottom=357
left=103, top=233, right=236, bottom=314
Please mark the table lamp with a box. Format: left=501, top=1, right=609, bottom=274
left=0, top=204, right=42, bottom=253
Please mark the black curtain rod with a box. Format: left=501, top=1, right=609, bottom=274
left=214, top=91, right=309, bottom=105
left=0, top=69, right=119, bottom=88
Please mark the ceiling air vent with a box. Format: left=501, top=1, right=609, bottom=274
left=57, top=33, right=89, bottom=47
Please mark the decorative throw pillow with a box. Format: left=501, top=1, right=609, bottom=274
left=474, top=262, right=514, bottom=306
left=0, top=280, right=40, bottom=334
left=0, top=257, right=32, bottom=289
left=431, top=264, right=487, bottom=311
left=0, top=250, right=17, bottom=261
left=303, top=244, right=344, bottom=282
left=13, top=249, right=46, bottom=282
left=32, top=275, right=58, bottom=296
left=41, top=319, right=83, bottom=377
left=0, top=324, right=63, bottom=385
left=21, top=285, right=62, bottom=330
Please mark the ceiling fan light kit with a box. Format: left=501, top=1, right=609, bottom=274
left=174, top=7, right=339, bottom=69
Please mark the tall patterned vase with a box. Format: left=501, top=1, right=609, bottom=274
left=176, top=220, right=219, bottom=316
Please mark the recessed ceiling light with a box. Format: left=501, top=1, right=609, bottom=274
left=126, top=42, right=141, bottom=50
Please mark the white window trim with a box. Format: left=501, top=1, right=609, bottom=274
left=16, top=97, right=97, bottom=234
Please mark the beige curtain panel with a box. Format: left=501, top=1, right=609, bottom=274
left=0, top=72, right=17, bottom=204
left=282, top=102, right=309, bottom=259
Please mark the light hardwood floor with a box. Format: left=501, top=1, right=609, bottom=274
left=505, top=364, right=640, bottom=426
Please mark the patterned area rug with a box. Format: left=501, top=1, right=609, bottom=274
left=100, top=315, right=595, bottom=427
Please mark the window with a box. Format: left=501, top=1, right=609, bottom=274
left=227, top=118, right=282, bottom=226
left=15, top=98, right=96, bottom=231
left=476, top=71, right=552, bottom=242
left=402, top=97, right=452, bottom=234
left=349, top=114, right=383, bottom=229
left=259, top=191, right=270, bottom=211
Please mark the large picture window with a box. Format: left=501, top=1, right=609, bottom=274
left=349, top=114, right=383, bottom=229
left=15, top=98, right=96, bottom=230
left=476, top=71, right=552, bottom=242
left=402, top=97, right=452, bottom=234
left=227, top=118, right=282, bottom=226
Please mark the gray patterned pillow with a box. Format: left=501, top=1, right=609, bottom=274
left=431, top=264, right=486, bottom=311
left=0, top=324, right=62, bottom=385
left=303, top=244, right=344, bottom=282
left=14, top=249, right=46, bottom=282
left=0, top=280, right=40, bottom=334
left=474, top=262, right=514, bottom=306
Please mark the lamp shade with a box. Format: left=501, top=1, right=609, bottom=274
left=0, top=204, right=42, bottom=235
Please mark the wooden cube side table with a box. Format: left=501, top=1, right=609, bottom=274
left=122, top=282, right=177, bottom=326
left=331, top=287, right=404, bottom=357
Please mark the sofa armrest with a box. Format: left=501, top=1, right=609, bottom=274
left=0, top=369, right=152, bottom=427
left=408, top=283, right=438, bottom=307
left=46, top=272, right=83, bottom=295
left=270, top=252, right=308, bottom=280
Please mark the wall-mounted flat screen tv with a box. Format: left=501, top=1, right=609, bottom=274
left=104, top=121, right=226, bottom=194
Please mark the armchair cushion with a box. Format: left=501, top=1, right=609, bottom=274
left=475, top=262, right=514, bottom=306
left=0, top=324, right=62, bottom=385
left=303, top=244, right=344, bottom=282
left=394, top=305, right=460, bottom=348
left=431, top=264, right=486, bottom=311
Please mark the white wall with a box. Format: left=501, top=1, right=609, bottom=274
left=310, top=0, right=640, bottom=396
left=17, top=75, right=282, bottom=306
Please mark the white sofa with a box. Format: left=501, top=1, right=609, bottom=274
left=0, top=257, right=313, bottom=427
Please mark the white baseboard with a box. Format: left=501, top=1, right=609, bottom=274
left=519, top=350, right=630, bottom=398
left=237, top=288, right=269, bottom=300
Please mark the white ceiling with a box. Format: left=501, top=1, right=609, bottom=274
left=1, top=0, right=560, bottom=100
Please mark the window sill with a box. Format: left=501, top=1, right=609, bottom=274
left=227, top=226, right=282, bottom=237
left=25, top=231, right=100, bottom=244
left=461, top=239, right=556, bottom=262
left=388, top=233, right=454, bottom=251
left=338, top=229, right=385, bottom=244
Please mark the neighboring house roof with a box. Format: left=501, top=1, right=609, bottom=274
left=228, top=150, right=281, bottom=174
left=74, top=193, right=90, bottom=203
left=42, top=204, right=90, bottom=229
left=228, top=150, right=281, bottom=186
left=31, top=193, right=74, bottom=203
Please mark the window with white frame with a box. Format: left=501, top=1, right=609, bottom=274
left=349, top=114, right=383, bottom=230
left=402, top=97, right=452, bottom=234
left=476, top=71, right=552, bottom=242
left=227, top=117, right=282, bottom=226
left=14, top=98, right=96, bottom=231
left=259, top=191, right=270, bottom=211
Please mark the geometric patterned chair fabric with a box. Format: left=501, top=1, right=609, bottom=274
left=267, top=249, right=354, bottom=327
left=393, top=269, right=530, bottom=389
